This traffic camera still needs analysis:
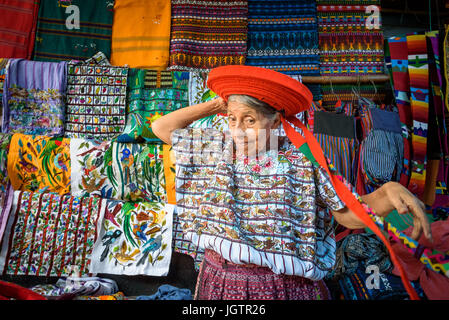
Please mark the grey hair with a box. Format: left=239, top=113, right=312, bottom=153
left=228, top=94, right=279, bottom=122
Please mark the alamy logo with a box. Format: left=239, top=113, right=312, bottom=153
left=365, top=264, right=380, bottom=289
left=365, top=5, right=380, bottom=30
left=65, top=5, right=80, bottom=30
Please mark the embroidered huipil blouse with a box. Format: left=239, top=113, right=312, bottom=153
left=172, top=128, right=345, bottom=280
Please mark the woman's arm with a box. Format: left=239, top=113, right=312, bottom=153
left=151, top=97, right=227, bottom=145
left=331, top=181, right=432, bottom=241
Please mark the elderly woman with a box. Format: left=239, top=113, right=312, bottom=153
left=152, top=66, right=432, bottom=300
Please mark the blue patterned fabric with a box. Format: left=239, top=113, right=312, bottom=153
left=245, top=0, right=321, bottom=99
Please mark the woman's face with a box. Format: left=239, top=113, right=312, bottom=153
left=227, top=99, right=280, bottom=157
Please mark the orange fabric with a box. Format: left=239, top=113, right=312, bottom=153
left=111, top=0, right=171, bottom=70
left=207, top=65, right=420, bottom=300
left=163, top=144, right=176, bottom=205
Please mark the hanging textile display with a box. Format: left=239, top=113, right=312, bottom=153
left=0, top=190, right=105, bottom=277
left=406, top=34, right=429, bottom=198
left=89, top=201, right=174, bottom=276
left=7, top=133, right=71, bottom=195
left=386, top=36, right=413, bottom=188
left=317, top=0, right=384, bottom=76
left=0, top=0, right=39, bottom=59
left=168, top=0, right=248, bottom=71
left=64, top=55, right=128, bottom=141
left=1, top=59, right=67, bottom=136
left=246, top=0, right=321, bottom=99
left=117, top=69, right=189, bottom=144
left=111, top=0, right=171, bottom=70
left=33, top=0, right=114, bottom=62
left=0, top=134, right=13, bottom=244
left=70, top=139, right=167, bottom=203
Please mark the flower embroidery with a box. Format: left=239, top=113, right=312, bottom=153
left=279, top=148, right=300, bottom=164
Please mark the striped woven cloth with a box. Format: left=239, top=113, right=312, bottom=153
left=0, top=0, right=39, bottom=59
left=168, top=0, right=248, bottom=71
left=245, top=0, right=321, bottom=99
left=33, top=0, right=113, bottom=62
left=317, top=0, right=384, bottom=76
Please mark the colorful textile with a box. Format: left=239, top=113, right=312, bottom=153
left=317, top=0, right=384, bottom=76
left=7, top=134, right=71, bottom=195
left=163, top=144, right=176, bottom=205
left=188, top=70, right=229, bottom=131
left=0, top=134, right=13, bottom=243
left=195, top=249, right=330, bottom=300
left=387, top=36, right=413, bottom=187
left=33, top=0, right=114, bottom=62
left=0, top=190, right=105, bottom=277
left=64, top=57, right=128, bottom=140
left=117, top=69, right=189, bottom=143
left=407, top=34, right=429, bottom=197
left=173, top=128, right=345, bottom=280
left=89, top=201, right=174, bottom=276
left=0, top=0, right=39, bottom=59
left=75, top=291, right=127, bottom=300
left=70, top=139, right=167, bottom=203
left=111, top=0, right=171, bottom=70
left=338, top=264, right=425, bottom=300
left=246, top=0, right=319, bottom=76
left=0, top=59, right=9, bottom=128
left=0, top=280, right=46, bottom=300
left=168, top=0, right=248, bottom=71
left=2, top=59, right=67, bottom=136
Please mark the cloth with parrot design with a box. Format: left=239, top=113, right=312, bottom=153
left=70, top=138, right=167, bottom=203
left=1, top=59, right=67, bottom=136
left=188, top=70, right=229, bottom=131
left=116, top=68, right=189, bottom=143
left=172, top=128, right=345, bottom=280
left=0, top=189, right=105, bottom=277
left=89, top=201, right=173, bottom=276
left=7, top=133, right=71, bottom=195
left=64, top=56, right=128, bottom=141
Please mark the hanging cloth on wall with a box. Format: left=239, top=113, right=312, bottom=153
left=406, top=34, right=430, bottom=198
left=111, top=0, right=171, bottom=70
left=0, top=0, right=39, bottom=59
left=33, top=0, right=114, bottom=62
left=0, top=190, right=106, bottom=277
left=64, top=54, right=128, bottom=141
left=7, top=133, right=71, bottom=195
left=1, top=59, right=68, bottom=136
left=168, top=0, right=248, bottom=71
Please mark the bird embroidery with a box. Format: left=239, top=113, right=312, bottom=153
left=100, top=229, right=122, bottom=262
left=114, top=241, right=140, bottom=267
left=104, top=203, right=122, bottom=228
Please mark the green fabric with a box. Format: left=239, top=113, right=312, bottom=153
left=33, top=0, right=113, bottom=62
left=117, top=70, right=189, bottom=144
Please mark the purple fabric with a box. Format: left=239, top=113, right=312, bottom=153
left=2, top=59, right=67, bottom=136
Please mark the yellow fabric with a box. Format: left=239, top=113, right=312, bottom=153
left=7, top=133, right=71, bottom=195
left=162, top=144, right=176, bottom=205
left=111, top=0, right=171, bottom=70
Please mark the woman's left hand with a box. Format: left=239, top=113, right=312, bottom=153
left=378, top=182, right=432, bottom=242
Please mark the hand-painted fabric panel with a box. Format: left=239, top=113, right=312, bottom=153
left=7, top=134, right=71, bottom=195
left=0, top=190, right=105, bottom=277
left=89, top=201, right=173, bottom=276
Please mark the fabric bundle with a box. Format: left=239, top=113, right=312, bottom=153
left=89, top=201, right=174, bottom=276
left=64, top=55, right=128, bottom=140
left=7, top=133, right=71, bottom=195
left=2, top=59, right=67, bottom=136
left=0, top=0, right=39, bottom=59
left=70, top=139, right=167, bottom=203
left=33, top=0, right=114, bottom=62
left=246, top=0, right=321, bottom=99
left=168, top=0, right=248, bottom=71
left=117, top=69, right=189, bottom=144
left=0, top=190, right=105, bottom=277
left=111, top=0, right=171, bottom=70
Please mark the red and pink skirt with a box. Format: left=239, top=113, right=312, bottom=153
left=194, top=249, right=331, bottom=300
